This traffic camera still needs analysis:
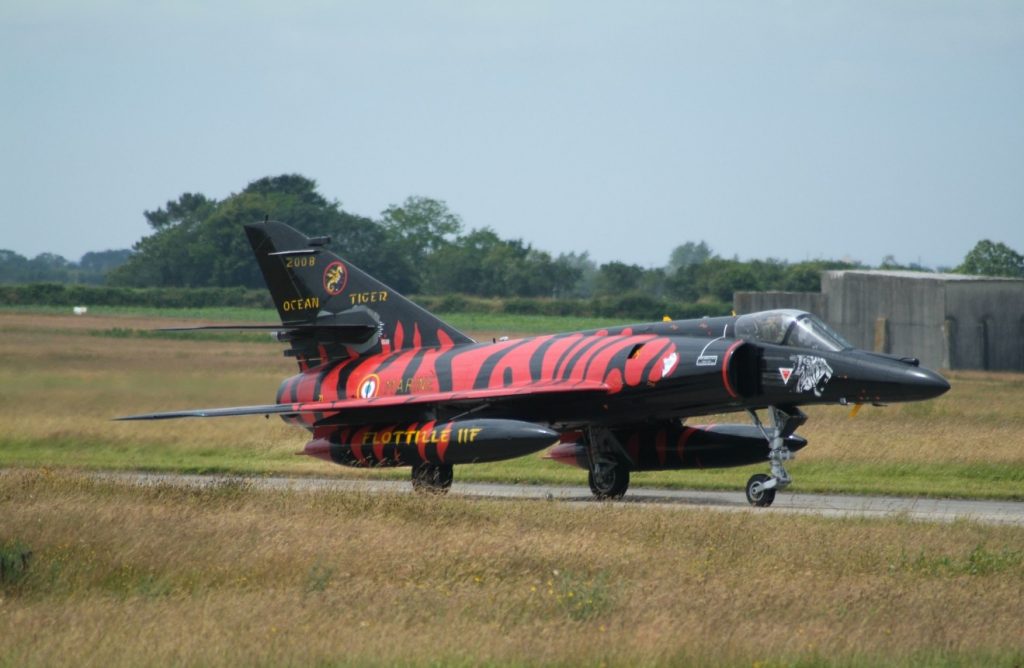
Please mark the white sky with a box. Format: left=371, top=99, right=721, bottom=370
left=2, top=1, right=1022, bottom=269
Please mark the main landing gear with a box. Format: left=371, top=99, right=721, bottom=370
left=588, top=461, right=630, bottom=499
left=411, top=463, right=453, bottom=494
left=585, top=427, right=630, bottom=499
left=745, top=406, right=806, bottom=508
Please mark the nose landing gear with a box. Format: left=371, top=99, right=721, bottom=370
left=745, top=406, right=806, bottom=507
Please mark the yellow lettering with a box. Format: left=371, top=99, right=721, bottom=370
left=469, top=427, right=482, bottom=442
left=280, top=296, right=320, bottom=313
left=362, top=432, right=375, bottom=446
left=284, top=256, right=317, bottom=269
left=349, top=291, right=389, bottom=306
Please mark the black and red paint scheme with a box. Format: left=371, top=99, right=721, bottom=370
left=119, top=221, right=950, bottom=505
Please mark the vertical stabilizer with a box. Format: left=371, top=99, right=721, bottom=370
left=244, top=221, right=474, bottom=350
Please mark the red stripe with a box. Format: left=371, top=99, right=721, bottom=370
left=488, top=337, right=549, bottom=387
left=625, top=337, right=667, bottom=387
left=541, top=335, right=584, bottom=381
left=350, top=426, right=369, bottom=464
left=436, top=425, right=452, bottom=462
left=417, top=421, right=436, bottom=462
left=394, top=322, right=405, bottom=350
left=721, top=341, right=744, bottom=399
left=582, top=338, right=637, bottom=385
left=604, top=367, right=624, bottom=393
left=372, top=426, right=393, bottom=462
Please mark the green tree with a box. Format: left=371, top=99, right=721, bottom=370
left=667, top=241, right=712, bottom=273
left=79, top=249, right=132, bottom=275
left=143, top=193, right=217, bottom=231
left=110, top=174, right=397, bottom=289
left=552, top=252, right=596, bottom=298
left=0, top=250, right=29, bottom=283
left=425, top=229, right=577, bottom=297
left=593, top=262, right=645, bottom=296
left=427, top=228, right=504, bottom=295
left=381, top=197, right=463, bottom=293
left=693, top=258, right=759, bottom=302
left=781, top=260, right=859, bottom=292
left=24, top=253, right=74, bottom=283
left=382, top=197, right=462, bottom=254
left=111, top=190, right=221, bottom=286
left=956, top=240, right=1024, bottom=278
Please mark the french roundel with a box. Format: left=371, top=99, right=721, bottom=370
left=357, top=374, right=380, bottom=399
left=323, top=261, right=348, bottom=296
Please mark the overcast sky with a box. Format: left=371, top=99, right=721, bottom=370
left=2, top=1, right=1022, bottom=269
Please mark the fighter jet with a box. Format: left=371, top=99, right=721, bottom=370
left=119, top=221, right=950, bottom=506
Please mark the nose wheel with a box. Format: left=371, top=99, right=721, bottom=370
left=745, top=473, right=776, bottom=507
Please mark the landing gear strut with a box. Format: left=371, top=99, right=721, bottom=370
left=411, top=463, right=453, bottom=494
left=585, top=427, right=631, bottom=499
left=745, top=406, right=806, bottom=507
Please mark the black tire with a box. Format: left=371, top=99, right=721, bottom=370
left=411, top=463, right=454, bottom=494
left=588, top=464, right=629, bottom=499
left=746, top=473, right=776, bottom=507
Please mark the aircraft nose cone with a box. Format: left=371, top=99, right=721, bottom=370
left=904, top=366, right=951, bottom=400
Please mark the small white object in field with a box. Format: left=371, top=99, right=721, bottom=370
left=73, top=306, right=88, bottom=315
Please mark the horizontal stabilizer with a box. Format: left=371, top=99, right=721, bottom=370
left=158, top=308, right=382, bottom=358
left=115, top=380, right=610, bottom=422
left=115, top=404, right=295, bottom=420
left=161, top=323, right=373, bottom=333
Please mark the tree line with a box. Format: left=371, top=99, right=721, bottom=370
left=2, top=174, right=1022, bottom=302
left=0, top=249, right=130, bottom=285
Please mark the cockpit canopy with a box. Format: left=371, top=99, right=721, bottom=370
left=734, top=310, right=853, bottom=352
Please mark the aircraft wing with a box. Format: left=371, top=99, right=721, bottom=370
left=115, top=380, right=610, bottom=421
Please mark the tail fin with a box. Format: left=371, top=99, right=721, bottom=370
left=244, top=221, right=474, bottom=351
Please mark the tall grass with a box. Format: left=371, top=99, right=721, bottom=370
left=1, top=470, right=1022, bottom=666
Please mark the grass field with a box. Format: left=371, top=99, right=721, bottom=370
left=2, top=309, right=1024, bottom=666
left=2, top=470, right=1023, bottom=667
left=1, top=310, right=1024, bottom=499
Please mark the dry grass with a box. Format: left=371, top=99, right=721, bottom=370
left=1, top=470, right=1022, bottom=666
left=2, top=312, right=1024, bottom=497
left=797, top=369, right=1024, bottom=465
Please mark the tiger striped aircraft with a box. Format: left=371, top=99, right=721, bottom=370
left=119, top=221, right=949, bottom=506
